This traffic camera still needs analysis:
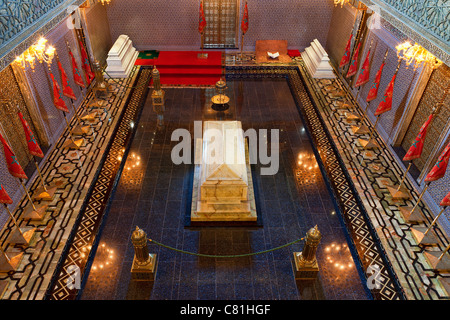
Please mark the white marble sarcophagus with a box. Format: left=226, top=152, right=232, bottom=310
left=191, top=121, right=257, bottom=223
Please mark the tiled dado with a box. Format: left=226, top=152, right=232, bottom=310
left=296, top=60, right=450, bottom=300
left=0, top=66, right=141, bottom=300
left=226, top=66, right=403, bottom=300
left=45, top=67, right=151, bottom=300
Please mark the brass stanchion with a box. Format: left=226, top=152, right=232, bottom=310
left=62, top=113, right=84, bottom=150
left=293, top=226, right=321, bottom=280
left=411, top=206, right=447, bottom=246
left=20, top=178, right=48, bottom=221
left=130, top=226, right=157, bottom=281
left=424, top=243, right=450, bottom=273
left=398, top=182, right=430, bottom=223
left=387, top=161, right=411, bottom=200
left=4, top=203, right=35, bottom=246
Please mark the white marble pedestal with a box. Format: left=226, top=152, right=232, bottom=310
left=105, top=35, right=138, bottom=78
left=302, top=39, right=335, bottom=79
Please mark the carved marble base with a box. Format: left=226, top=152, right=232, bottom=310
left=292, top=252, right=319, bottom=280
left=131, top=254, right=157, bottom=281
left=63, top=138, right=84, bottom=150
left=105, top=35, right=138, bottom=78
left=351, top=124, right=371, bottom=135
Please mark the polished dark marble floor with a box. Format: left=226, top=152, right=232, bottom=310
left=80, top=78, right=370, bottom=300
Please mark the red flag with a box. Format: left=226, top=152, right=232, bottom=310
left=355, top=49, right=371, bottom=87
left=198, top=1, right=207, bottom=34
left=339, top=33, right=353, bottom=68
left=374, top=72, right=396, bottom=116
left=241, top=1, right=249, bottom=35
left=0, top=184, right=13, bottom=205
left=50, top=72, right=69, bottom=113
left=440, top=191, right=450, bottom=207
left=425, top=142, right=450, bottom=182
left=18, top=112, right=44, bottom=158
left=58, top=60, right=76, bottom=100
left=366, top=61, right=385, bottom=102
left=403, top=114, right=433, bottom=161
left=79, top=40, right=95, bottom=85
left=69, top=50, right=85, bottom=87
left=0, top=132, right=27, bottom=179
left=346, top=42, right=361, bottom=78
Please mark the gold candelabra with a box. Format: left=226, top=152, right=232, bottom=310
left=14, top=37, right=56, bottom=71
left=396, top=41, right=443, bottom=71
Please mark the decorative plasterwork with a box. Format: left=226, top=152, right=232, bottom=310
left=0, top=0, right=85, bottom=72
left=361, top=0, right=450, bottom=65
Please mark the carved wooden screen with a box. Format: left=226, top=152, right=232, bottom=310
left=203, top=0, right=239, bottom=49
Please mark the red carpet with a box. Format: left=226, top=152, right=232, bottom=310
left=135, top=51, right=223, bottom=86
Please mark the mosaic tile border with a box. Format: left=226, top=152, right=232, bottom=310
left=45, top=67, right=151, bottom=300
left=225, top=65, right=404, bottom=300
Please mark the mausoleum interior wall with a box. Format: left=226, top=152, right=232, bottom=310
left=0, top=18, right=89, bottom=229
left=105, top=0, right=334, bottom=52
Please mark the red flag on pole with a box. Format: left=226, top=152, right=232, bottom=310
left=241, top=1, right=249, bottom=35
left=440, top=191, right=450, bottom=207
left=0, top=184, right=13, bottom=204
left=366, top=61, right=386, bottom=102
left=355, top=49, right=371, bottom=87
left=403, top=114, right=433, bottom=161
left=198, top=1, right=207, bottom=34
left=18, top=112, right=44, bottom=158
left=69, top=50, right=85, bottom=88
left=425, top=142, right=450, bottom=182
left=339, top=33, right=353, bottom=68
left=50, top=72, right=69, bottom=113
left=346, top=42, right=361, bottom=78
left=79, top=40, right=95, bottom=85
left=374, top=72, right=397, bottom=116
left=0, top=132, right=27, bottom=179
left=58, top=60, right=76, bottom=100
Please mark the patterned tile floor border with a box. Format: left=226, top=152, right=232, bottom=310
left=0, top=66, right=142, bottom=300
left=45, top=67, right=152, bottom=300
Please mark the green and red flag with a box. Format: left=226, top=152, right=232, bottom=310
left=69, top=49, right=85, bottom=87
left=79, top=40, right=95, bottom=85
left=366, top=61, right=385, bottom=102
left=425, top=142, right=450, bottom=182
left=58, top=60, right=76, bottom=100
left=18, top=112, right=44, bottom=158
left=346, top=42, right=361, bottom=78
left=50, top=72, right=69, bottom=113
left=0, top=184, right=13, bottom=205
left=199, top=1, right=207, bottom=34
left=440, top=191, right=450, bottom=207
left=374, top=72, right=396, bottom=116
left=0, top=131, right=27, bottom=179
left=403, top=114, right=433, bottom=161
left=355, top=48, right=371, bottom=87
left=241, top=1, right=249, bottom=35
left=339, top=33, right=353, bottom=68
